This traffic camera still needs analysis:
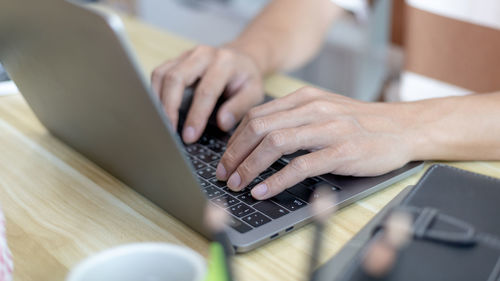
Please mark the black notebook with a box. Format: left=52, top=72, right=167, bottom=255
left=314, top=164, right=500, bottom=281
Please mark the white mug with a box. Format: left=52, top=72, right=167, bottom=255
left=66, top=243, right=207, bottom=281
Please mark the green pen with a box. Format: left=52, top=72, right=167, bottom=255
left=204, top=204, right=234, bottom=281
left=205, top=243, right=231, bottom=281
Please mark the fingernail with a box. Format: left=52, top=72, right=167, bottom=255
left=216, top=163, right=227, bottom=179
left=252, top=184, right=268, bottom=198
left=227, top=172, right=241, bottom=189
left=220, top=112, right=236, bottom=131
left=183, top=126, right=196, bottom=143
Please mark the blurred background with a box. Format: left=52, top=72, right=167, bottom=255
left=84, top=0, right=406, bottom=101
left=2, top=0, right=406, bottom=101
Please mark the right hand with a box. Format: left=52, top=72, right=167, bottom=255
left=151, top=45, right=265, bottom=144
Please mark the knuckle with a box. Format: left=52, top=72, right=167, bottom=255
left=165, top=103, right=177, bottom=115
left=297, top=86, right=319, bottom=98
left=196, top=87, right=214, bottom=99
left=324, top=120, right=339, bottom=132
left=237, top=162, right=253, bottom=181
left=221, top=149, right=238, bottom=167
left=335, top=117, right=359, bottom=134
left=247, top=118, right=267, bottom=136
left=151, top=68, right=162, bottom=81
left=186, top=112, right=206, bottom=127
left=331, top=142, right=356, bottom=158
left=271, top=172, right=287, bottom=188
left=265, top=131, right=286, bottom=149
left=193, top=45, right=211, bottom=55
left=163, top=71, right=182, bottom=84
left=311, top=100, right=331, bottom=114
left=215, top=49, right=234, bottom=64
left=246, top=107, right=261, bottom=120
left=290, top=157, right=311, bottom=174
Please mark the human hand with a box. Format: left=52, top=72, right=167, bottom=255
left=216, top=87, right=416, bottom=200
left=151, top=45, right=265, bottom=143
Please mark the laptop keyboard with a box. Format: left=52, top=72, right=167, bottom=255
left=183, top=132, right=337, bottom=234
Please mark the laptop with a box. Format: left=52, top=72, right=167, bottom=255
left=0, top=0, right=423, bottom=252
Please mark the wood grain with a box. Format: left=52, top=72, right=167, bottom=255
left=2, top=5, right=500, bottom=281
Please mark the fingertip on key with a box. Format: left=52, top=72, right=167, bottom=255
left=183, top=126, right=196, bottom=143
left=227, top=172, right=241, bottom=190
left=251, top=183, right=268, bottom=199
left=216, top=162, right=227, bottom=180
left=219, top=112, right=236, bottom=132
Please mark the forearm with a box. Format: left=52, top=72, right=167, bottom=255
left=226, top=0, right=343, bottom=75
left=401, top=92, right=500, bottom=161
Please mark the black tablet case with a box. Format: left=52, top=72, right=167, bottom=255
left=314, top=164, right=500, bottom=281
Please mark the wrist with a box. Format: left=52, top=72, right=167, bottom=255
left=225, top=38, right=274, bottom=76
left=385, top=101, right=435, bottom=162
left=393, top=99, right=457, bottom=161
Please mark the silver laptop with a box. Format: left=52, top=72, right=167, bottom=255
left=0, top=0, right=423, bottom=252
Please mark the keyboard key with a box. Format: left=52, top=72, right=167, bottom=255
left=227, top=203, right=255, bottom=218
left=186, top=144, right=204, bottom=155
left=197, top=167, right=216, bottom=179
left=226, top=195, right=240, bottom=207
left=237, top=191, right=259, bottom=205
left=199, top=179, right=210, bottom=189
left=222, top=186, right=243, bottom=197
left=209, top=161, right=219, bottom=168
left=309, top=182, right=340, bottom=192
left=191, top=159, right=206, bottom=170
left=271, top=192, right=307, bottom=211
left=212, top=194, right=240, bottom=208
left=203, top=186, right=223, bottom=199
left=227, top=216, right=252, bottom=233
left=207, top=141, right=226, bottom=154
left=271, top=161, right=286, bottom=171
left=253, top=201, right=289, bottom=219
left=185, top=145, right=195, bottom=154
left=208, top=154, right=219, bottom=162
left=286, top=183, right=314, bottom=202
left=259, top=171, right=274, bottom=180
left=242, top=212, right=271, bottom=228
left=259, top=167, right=275, bottom=178
left=197, top=149, right=219, bottom=163
left=247, top=177, right=262, bottom=189
left=209, top=178, right=227, bottom=188
left=198, top=135, right=211, bottom=145
left=301, top=177, right=324, bottom=188
left=195, top=150, right=209, bottom=162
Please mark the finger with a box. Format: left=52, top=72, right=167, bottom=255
left=182, top=59, right=234, bottom=143
left=160, top=50, right=213, bottom=129
left=216, top=81, right=263, bottom=132
left=151, top=60, right=177, bottom=96
left=251, top=150, right=339, bottom=200
left=227, top=94, right=298, bottom=146
left=151, top=50, right=192, bottom=96
left=217, top=107, right=312, bottom=181
left=221, top=103, right=334, bottom=180
left=226, top=124, right=332, bottom=191
left=228, top=86, right=320, bottom=146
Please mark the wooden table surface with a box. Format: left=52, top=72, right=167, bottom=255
left=2, top=5, right=500, bottom=281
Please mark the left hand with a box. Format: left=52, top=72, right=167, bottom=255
left=215, top=86, right=417, bottom=200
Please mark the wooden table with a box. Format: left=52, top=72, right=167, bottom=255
left=2, top=6, right=500, bottom=281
